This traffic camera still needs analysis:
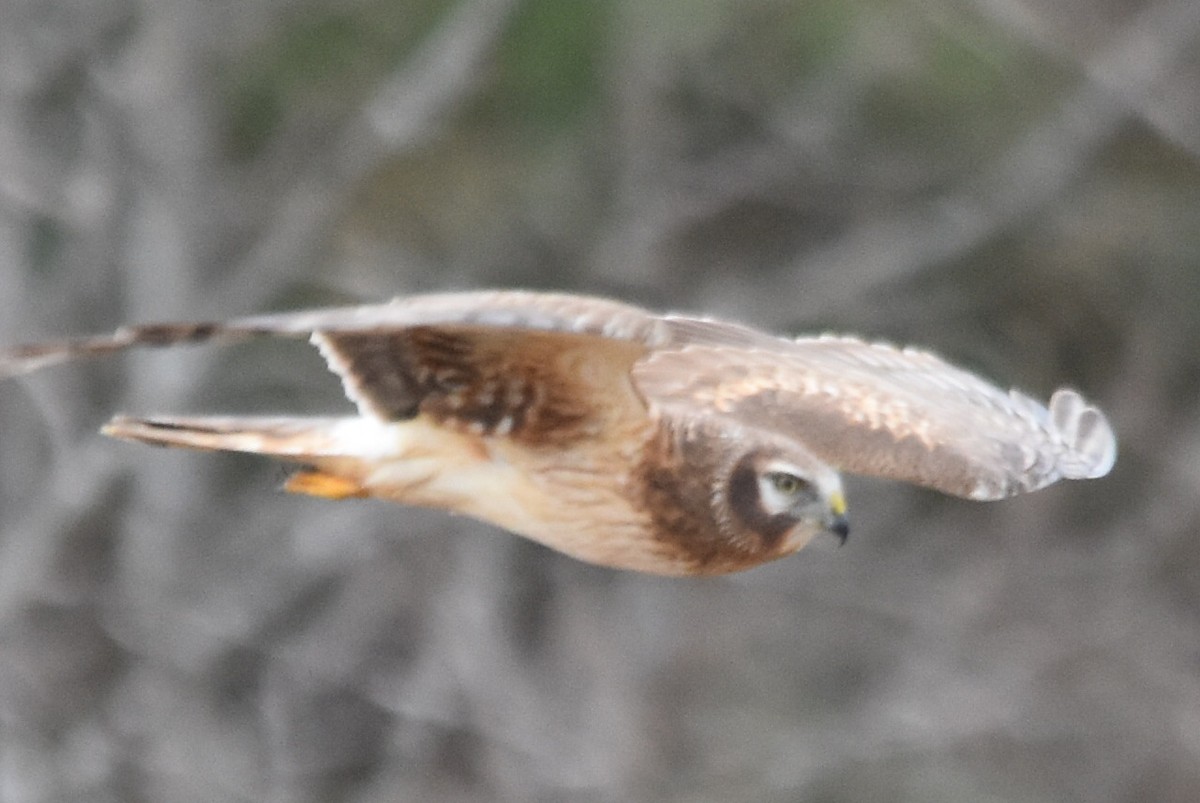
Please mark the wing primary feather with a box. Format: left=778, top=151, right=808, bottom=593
left=0, top=321, right=295, bottom=380
left=1047, top=388, right=1117, bottom=480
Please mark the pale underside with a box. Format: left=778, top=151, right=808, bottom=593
left=338, top=415, right=670, bottom=574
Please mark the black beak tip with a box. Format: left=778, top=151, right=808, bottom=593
left=829, top=516, right=850, bottom=545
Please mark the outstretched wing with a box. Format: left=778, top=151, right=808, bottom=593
left=0, top=290, right=1118, bottom=499
left=0, top=291, right=664, bottom=376
left=0, top=291, right=671, bottom=448
left=634, top=332, right=1116, bottom=500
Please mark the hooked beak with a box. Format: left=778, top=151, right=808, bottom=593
left=827, top=491, right=849, bottom=544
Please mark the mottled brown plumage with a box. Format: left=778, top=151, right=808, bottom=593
left=0, top=290, right=1117, bottom=575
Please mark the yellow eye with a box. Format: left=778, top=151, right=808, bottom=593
left=768, top=472, right=804, bottom=495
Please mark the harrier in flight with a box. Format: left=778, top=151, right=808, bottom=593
left=0, top=291, right=1116, bottom=575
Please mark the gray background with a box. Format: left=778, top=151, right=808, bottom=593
left=0, top=0, right=1197, bottom=800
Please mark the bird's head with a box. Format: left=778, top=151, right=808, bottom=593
left=638, top=421, right=848, bottom=574
left=717, top=441, right=849, bottom=557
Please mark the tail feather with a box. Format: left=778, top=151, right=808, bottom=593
left=101, top=415, right=403, bottom=501
left=101, top=415, right=375, bottom=459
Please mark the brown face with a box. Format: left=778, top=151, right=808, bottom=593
left=637, top=421, right=845, bottom=575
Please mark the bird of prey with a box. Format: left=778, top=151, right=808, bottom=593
left=0, top=290, right=1116, bottom=575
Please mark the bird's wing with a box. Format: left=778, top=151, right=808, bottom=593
left=0, top=291, right=671, bottom=447
left=307, top=292, right=669, bottom=445
left=635, top=327, right=1116, bottom=500
left=0, top=292, right=1117, bottom=496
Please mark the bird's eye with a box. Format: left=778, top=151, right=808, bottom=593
left=767, top=471, right=806, bottom=496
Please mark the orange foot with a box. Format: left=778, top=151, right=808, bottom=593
left=284, top=470, right=368, bottom=500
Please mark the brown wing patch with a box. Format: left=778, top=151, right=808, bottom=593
left=315, top=325, right=650, bottom=448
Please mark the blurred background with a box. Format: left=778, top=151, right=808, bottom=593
left=0, top=0, right=1197, bottom=800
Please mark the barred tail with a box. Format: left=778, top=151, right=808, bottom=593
left=101, top=415, right=362, bottom=455
left=101, top=415, right=392, bottom=500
